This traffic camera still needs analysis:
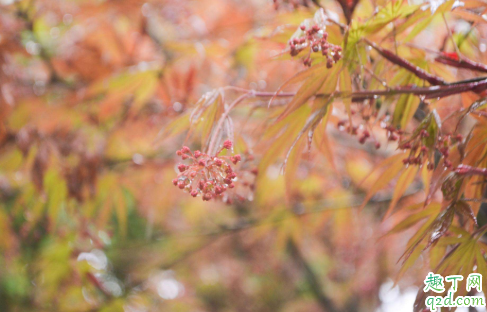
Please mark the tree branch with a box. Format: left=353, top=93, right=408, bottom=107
left=237, top=76, right=487, bottom=102
left=365, top=39, right=447, bottom=86
left=287, top=238, right=340, bottom=312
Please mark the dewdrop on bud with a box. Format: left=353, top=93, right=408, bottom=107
left=178, top=181, right=185, bottom=189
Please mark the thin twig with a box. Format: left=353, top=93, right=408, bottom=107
left=207, top=92, right=250, bottom=155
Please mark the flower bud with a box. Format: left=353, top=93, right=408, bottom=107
left=223, top=140, right=233, bottom=149
left=177, top=164, right=186, bottom=172
left=181, top=146, right=190, bottom=153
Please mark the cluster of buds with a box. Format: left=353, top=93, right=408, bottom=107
left=289, top=24, right=342, bottom=67
left=336, top=119, right=381, bottom=149
left=172, top=140, right=242, bottom=201
left=399, top=130, right=463, bottom=170
left=383, top=124, right=404, bottom=142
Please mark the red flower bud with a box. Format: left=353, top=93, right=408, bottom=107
left=223, top=140, right=233, bottom=149
left=326, top=58, right=333, bottom=68
left=181, top=146, right=190, bottom=153
left=401, top=142, right=411, bottom=149
left=231, top=154, right=241, bottom=164
left=177, top=164, right=186, bottom=172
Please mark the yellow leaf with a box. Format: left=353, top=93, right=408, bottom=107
left=360, top=153, right=405, bottom=209
left=385, top=165, right=418, bottom=218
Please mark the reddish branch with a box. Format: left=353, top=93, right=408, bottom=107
left=365, top=39, right=447, bottom=85
left=454, top=164, right=487, bottom=177
left=241, top=76, right=487, bottom=102
left=435, top=53, right=487, bottom=74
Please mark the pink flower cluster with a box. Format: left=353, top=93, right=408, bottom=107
left=172, top=140, right=241, bottom=201
left=289, top=24, right=342, bottom=67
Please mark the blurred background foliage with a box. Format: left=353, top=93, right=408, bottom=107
left=0, top=0, right=483, bottom=311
